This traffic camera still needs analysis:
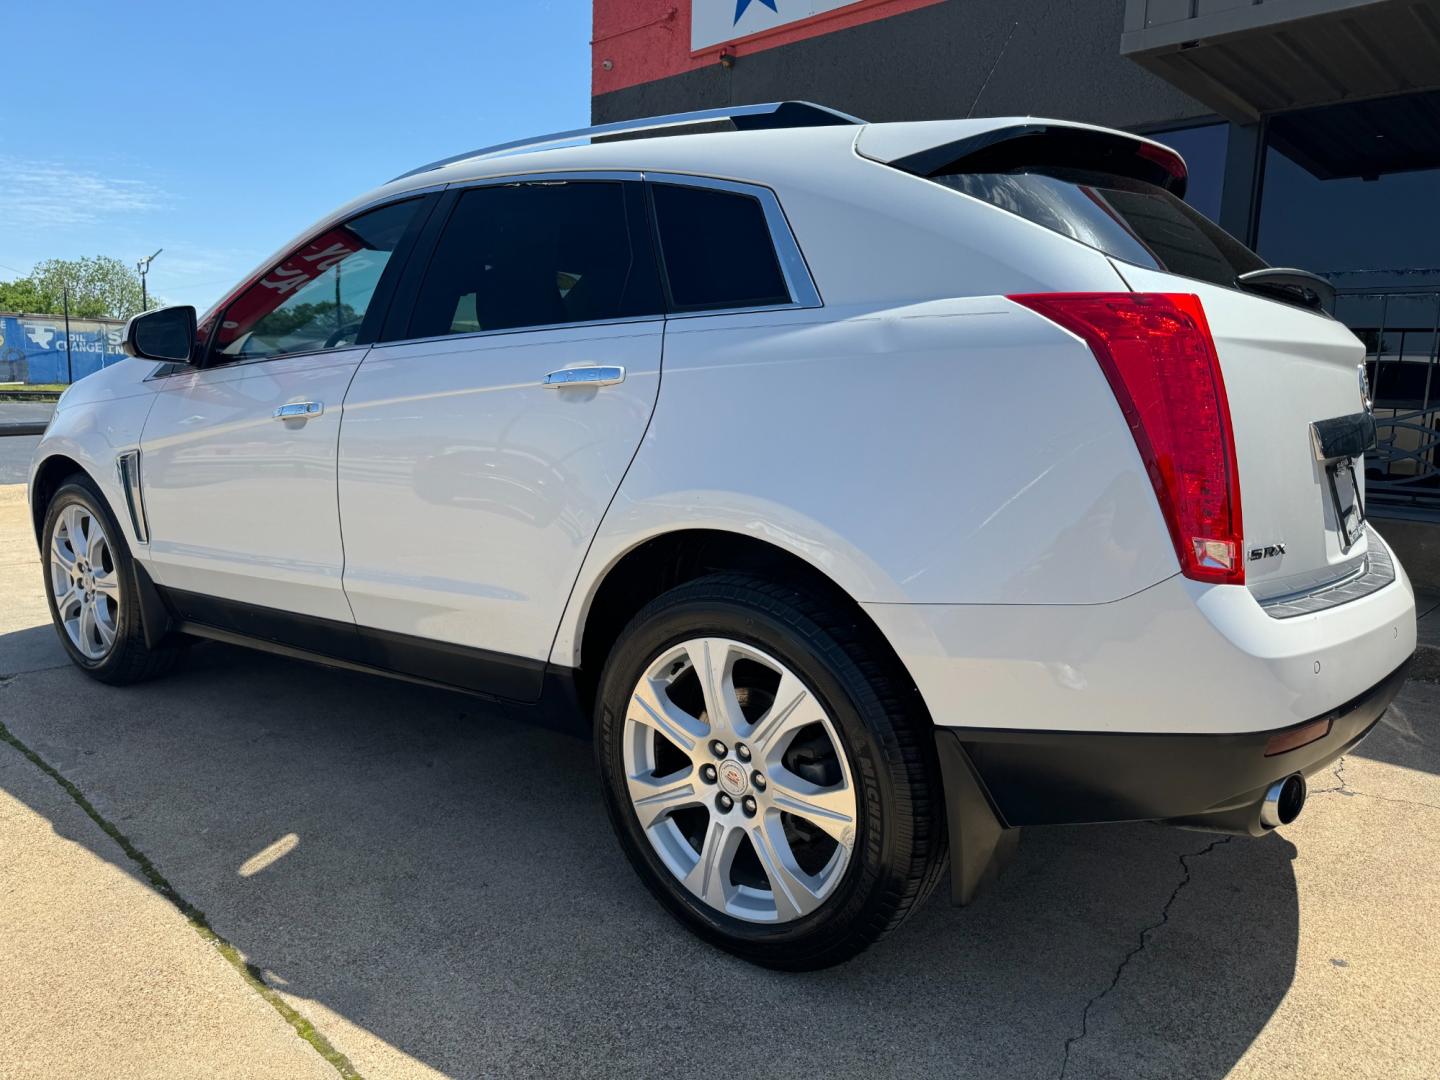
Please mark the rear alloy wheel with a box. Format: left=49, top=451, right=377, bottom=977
left=623, top=636, right=858, bottom=924
left=597, top=573, right=946, bottom=969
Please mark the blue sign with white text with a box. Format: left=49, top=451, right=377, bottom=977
left=0, top=313, right=128, bottom=384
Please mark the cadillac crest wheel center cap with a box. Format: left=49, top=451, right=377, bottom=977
left=718, top=759, right=749, bottom=798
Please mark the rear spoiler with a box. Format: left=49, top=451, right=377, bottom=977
left=856, top=119, right=1188, bottom=199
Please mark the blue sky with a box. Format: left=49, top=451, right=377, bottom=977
left=0, top=0, right=592, bottom=312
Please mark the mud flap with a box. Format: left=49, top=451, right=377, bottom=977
left=934, top=728, right=1020, bottom=906
left=132, top=562, right=175, bottom=650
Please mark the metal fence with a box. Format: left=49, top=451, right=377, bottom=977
left=0, top=312, right=128, bottom=385
left=1337, top=289, right=1440, bottom=519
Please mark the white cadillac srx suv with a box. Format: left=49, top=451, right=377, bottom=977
left=29, top=103, right=1417, bottom=969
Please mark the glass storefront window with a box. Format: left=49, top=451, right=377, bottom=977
left=1261, top=91, right=1440, bottom=513
left=1147, top=122, right=1228, bottom=224
left=1257, top=91, right=1440, bottom=282
left=1259, top=152, right=1440, bottom=278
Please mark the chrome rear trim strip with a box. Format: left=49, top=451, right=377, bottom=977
left=1259, top=527, right=1395, bottom=619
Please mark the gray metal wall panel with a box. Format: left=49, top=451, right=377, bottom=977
left=593, top=0, right=1211, bottom=131
left=1123, top=0, right=1395, bottom=52
left=1197, top=0, right=1255, bottom=14
left=1144, top=0, right=1194, bottom=28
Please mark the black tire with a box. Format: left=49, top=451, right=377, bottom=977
left=40, top=473, right=184, bottom=685
left=596, top=572, right=946, bottom=969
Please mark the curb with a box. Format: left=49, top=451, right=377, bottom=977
left=0, top=423, right=46, bottom=437
left=0, top=391, right=62, bottom=403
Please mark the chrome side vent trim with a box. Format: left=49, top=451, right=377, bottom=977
left=116, top=450, right=149, bottom=544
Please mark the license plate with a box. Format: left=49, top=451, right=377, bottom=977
left=1327, top=457, right=1366, bottom=550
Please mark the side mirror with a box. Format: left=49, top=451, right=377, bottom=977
left=123, top=305, right=197, bottom=363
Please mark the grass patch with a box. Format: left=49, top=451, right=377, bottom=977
left=0, top=712, right=364, bottom=1080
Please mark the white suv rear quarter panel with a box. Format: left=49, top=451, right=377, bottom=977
left=552, top=296, right=1181, bottom=664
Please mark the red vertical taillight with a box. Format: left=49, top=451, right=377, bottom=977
left=1008, top=292, right=1244, bottom=585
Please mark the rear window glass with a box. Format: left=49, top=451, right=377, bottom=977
left=651, top=183, right=791, bottom=312
left=931, top=168, right=1265, bottom=289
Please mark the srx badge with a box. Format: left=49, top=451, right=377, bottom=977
left=1248, top=543, right=1287, bottom=562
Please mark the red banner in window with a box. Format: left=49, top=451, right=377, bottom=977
left=216, top=226, right=363, bottom=346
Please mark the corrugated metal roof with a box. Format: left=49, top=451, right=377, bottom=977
left=1121, top=0, right=1440, bottom=120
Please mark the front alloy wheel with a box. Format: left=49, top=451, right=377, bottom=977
left=49, top=503, right=121, bottom=661
left=41, top=474, right=184, bottom=685
left=624, top=636, right=858, bottom=924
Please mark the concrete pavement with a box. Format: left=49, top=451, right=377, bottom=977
left=0, top=739, right=342, bottom=1080
left=1, top=475, right=1438, bottom=1079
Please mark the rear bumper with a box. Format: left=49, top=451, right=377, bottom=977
left=937, top=655, right=1410, bottom=829
left=864, top=530, right=1416, bottom=738
left=869, top=530, right=1415, bottom=902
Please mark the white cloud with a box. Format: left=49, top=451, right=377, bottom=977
left=0, top=158, right=167, bottom=230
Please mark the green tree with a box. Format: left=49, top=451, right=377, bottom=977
left=0, top=277, right=50, bottom=314
left=0, top=256, right=160, bottom=319
left=251, top=301, right=359, bottom=338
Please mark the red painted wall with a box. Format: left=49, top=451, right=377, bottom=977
left=592, top=0, right=946, bottom=96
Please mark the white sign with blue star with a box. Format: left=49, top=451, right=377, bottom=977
left=691, top=0, right=869, bottom=51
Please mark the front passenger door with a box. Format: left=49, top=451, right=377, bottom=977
left=140, top=197, right=427, bottom=625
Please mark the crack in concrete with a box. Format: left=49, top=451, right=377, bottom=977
left=1057, top=836, right=1234, bottom=1079
left=0, top=663, right=75, bottom=679
left=0, top=710, right=365, bottom=1080
left=1332, top=755, right=1350, bottom=794
left=1351, top=789, right=1440, bottom=811
left=1310, top=755, right=1440, bottom=813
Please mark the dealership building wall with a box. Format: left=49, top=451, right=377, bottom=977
left=593, top=0, right=1440, bottom=527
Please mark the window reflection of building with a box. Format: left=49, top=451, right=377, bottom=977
left=1146, top=122, right=1228, bottom=224
left=1255, top=91, right=1440, bottom=514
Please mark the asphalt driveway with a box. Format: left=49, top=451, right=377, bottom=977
left=0, top=402, right=54, bottom=436
left=1, top=478, right=1437, bottom=1079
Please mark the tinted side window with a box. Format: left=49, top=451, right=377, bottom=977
left=214, top=199, right=420, bottom=362
left=408, top=181, right=661, bottom=339
left=651, top=183, right=791, bottom=312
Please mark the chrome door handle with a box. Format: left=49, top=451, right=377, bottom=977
left=542, top=366, right=625, bottom=389
left=273, top=401, right=323, bottom=421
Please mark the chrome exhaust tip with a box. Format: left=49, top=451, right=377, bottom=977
left=1259, top=773, right=1307, bottom=830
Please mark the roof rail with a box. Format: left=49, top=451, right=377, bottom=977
left=389, top=101, right=865, bottom=182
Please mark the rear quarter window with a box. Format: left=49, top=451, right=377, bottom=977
left=651, top=183, right=791, bottom=312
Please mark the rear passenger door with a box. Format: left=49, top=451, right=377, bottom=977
left=337, top=174, right=664, bottom=699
